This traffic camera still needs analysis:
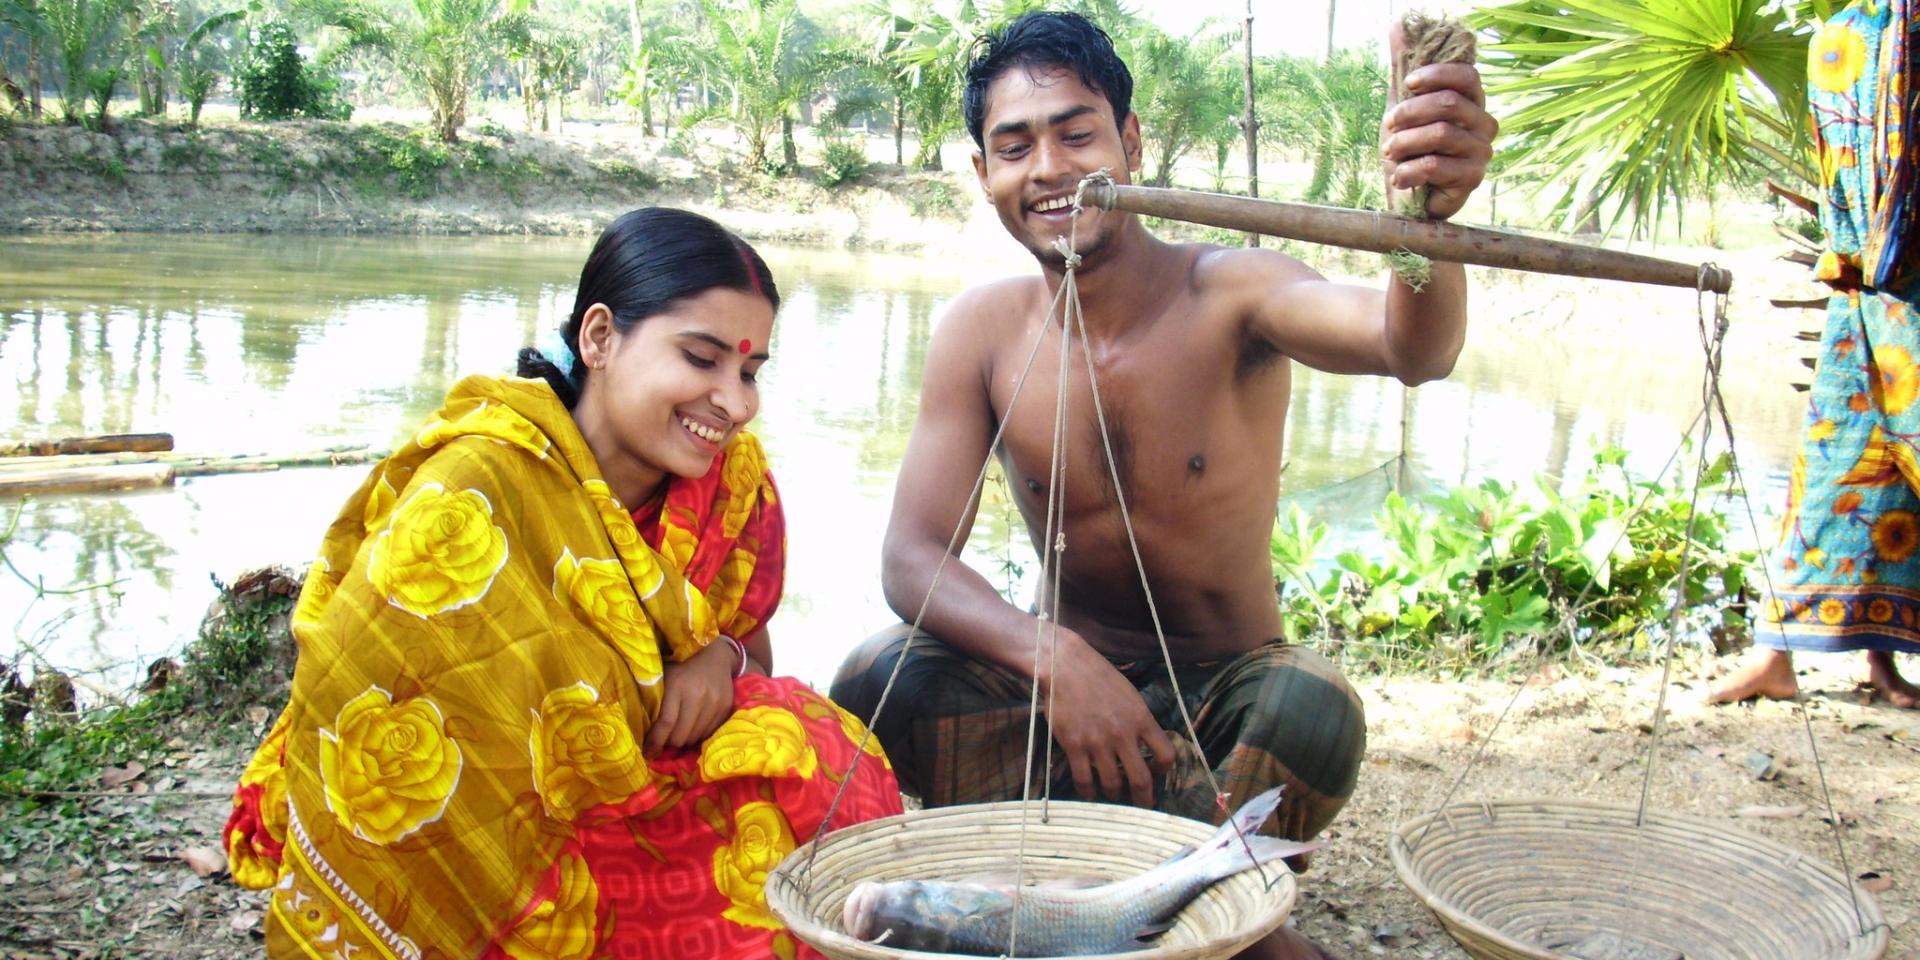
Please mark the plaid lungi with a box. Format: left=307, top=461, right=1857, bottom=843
left=829, top=625, right=1365, bottom=844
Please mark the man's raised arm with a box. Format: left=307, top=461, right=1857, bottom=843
left=1205, top=56, right=1494, bottom=385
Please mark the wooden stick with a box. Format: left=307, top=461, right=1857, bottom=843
left=0, top=464, right=175, bottom=497
left=0, top=433, right=174, bottom=458
left=1084, top=183, right=1735, bottom=294
left=0, top=447, right=386, bottom=476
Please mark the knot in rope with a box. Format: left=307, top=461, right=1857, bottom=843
left=1051, top=236, right=1081, bottom=269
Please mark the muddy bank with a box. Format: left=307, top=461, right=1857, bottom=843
left=0, top=117, right=1019, bottom=257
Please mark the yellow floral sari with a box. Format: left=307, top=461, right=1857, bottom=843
left=224, top=374, right=901, bottom=959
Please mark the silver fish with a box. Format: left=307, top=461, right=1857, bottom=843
left=840, top=787, right=1316, bottom=956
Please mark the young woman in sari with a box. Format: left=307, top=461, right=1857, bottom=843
left=223, top=207, right=902, bottom=959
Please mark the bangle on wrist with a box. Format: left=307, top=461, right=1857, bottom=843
left=722, top=634, right=748, bottom=678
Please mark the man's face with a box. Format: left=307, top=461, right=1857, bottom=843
left=972, top=67, right=1141, bottom=269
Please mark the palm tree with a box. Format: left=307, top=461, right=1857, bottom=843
left=303, top=0, right=527, bottom=142
left=672, top=0, right=848, bottom=174
left=869, top=0, right=1044, bottom=171
left=1261, top=49, right=1387, bottom=209
left=1468, top=0, right=1817, bottom=236
left=38, top=0, right=129, bottom=123
left=1125, top=23, right=1238, bottom=187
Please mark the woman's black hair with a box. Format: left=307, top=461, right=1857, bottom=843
left=962, top=11, right=1133, bottom=148
left=516, top=207, right=780, bottom=408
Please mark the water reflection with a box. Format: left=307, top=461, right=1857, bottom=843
left=1, top=235, right=1807, bottom=693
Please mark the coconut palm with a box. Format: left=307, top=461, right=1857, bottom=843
left=1469, top=0, right=1819, bottom=235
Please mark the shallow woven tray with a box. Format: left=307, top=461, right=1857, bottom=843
left=766, top=799, right=1298, bottom=960
left=1389, top=799, right=1888, bottom=960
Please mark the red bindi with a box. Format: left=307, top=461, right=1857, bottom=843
left=738, top=339, right=752, bottom=354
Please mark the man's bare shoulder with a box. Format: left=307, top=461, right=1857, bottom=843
left=942, top=275, right=1048, bottom=326
left=1185, top=243, right=1325, bottom=298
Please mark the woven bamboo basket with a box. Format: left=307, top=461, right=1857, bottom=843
left=1389, top=799, right=1888, bottom=960
left=766, top=799, right=1298, bottom=960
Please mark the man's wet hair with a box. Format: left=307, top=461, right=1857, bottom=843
left=963, top=11, right=1134, bottom=148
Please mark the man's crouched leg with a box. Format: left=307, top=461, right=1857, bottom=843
left=1154, top=641, right=1365, bottom=844
left=830, top=624, right=1050, bottom=806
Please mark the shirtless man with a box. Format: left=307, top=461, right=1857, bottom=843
left=832, top=13, right=1493, bottom=953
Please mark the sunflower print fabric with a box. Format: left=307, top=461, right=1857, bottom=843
left=1758, top=0, right=1920, bottom=653
left=222, top=374, right=902, bottom=959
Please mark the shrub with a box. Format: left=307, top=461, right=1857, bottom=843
left=818, top=135, right=868, bottom=188
left=238, top=22, right=352, bottom=121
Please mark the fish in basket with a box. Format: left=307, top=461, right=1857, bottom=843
left=839, top=786, right=1315, bottom=956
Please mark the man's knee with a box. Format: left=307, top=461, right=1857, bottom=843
left=1223, top=645, right=1367, bottom=803
left=829, top=623, right=917, bottom=714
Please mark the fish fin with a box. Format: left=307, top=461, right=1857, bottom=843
left=1158, top=843, right=1198, bottom=866
left=1187, top=787, right=1327, bottom=881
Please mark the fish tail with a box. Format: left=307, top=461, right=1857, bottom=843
left=1188, top=786, right=1322, bottom=882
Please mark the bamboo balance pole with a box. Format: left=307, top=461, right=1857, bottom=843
left=0, top=432, right=174, bottom=458
left=1084, top=184, right=1735, bottom=294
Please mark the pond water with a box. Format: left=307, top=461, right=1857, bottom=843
left=0, top=233, right=1806, bottom=692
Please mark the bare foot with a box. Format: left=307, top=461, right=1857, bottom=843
left=1866, top=651, right=1920, bottom=708
left=1235, top=925, right=1343, bottom=960
left=1705, top=648, right=1798, bottom=704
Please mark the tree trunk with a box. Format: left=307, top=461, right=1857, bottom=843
left=1325, top=0, right=1336, bottom=61
left=1241, top=0, right=1259, bottom=247
left=628, top=0, right=653, bottom=135
left=27, top=29, right=41, bottom=119
left=781, top=113, right=796, bottom=171
left=892, top=93, right=903, bottom=165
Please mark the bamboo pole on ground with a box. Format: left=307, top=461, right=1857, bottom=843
left=1083, top=184, right=1736, bottom=294
left=0, top=433, right=175, bottom=458
left=0, top=448, right=386, bottom=496
left=0, top=464, right=175, bottom=497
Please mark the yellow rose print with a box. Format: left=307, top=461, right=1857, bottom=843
left=700, top=706, right=818, bottom=782
left=530, top=682, right=653, bottom=821
left=291, top=558, right=335, bottom=637
left=416, top=400, right=553, bottom=460
left=834, top=704, right=891, bottom=769
left=660, top=519, right=699, bottom=572
left=706, top=548, right=757, bottom=629
left=552, top=549, right=661, bottom=684
left=318, top=687, right=463, bottom=845
left=499, top=851, right=601, bottom=960
left=685, top=580, right=718, bottom=647
left=583, top=479, right=665, bottom=599
left=720, top=438, right=767, bottom=539
left=712, top=802, right=795, bottom=931
left=369, top=484, right=510, bottom=618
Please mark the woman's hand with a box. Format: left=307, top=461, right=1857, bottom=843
left=645, top=637, right=740, bottom=754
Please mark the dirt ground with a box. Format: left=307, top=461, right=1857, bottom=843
left=0, top=650, right=1911, bottom=959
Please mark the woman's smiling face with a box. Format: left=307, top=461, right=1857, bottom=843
left=575, top=285, right=774, bottom=495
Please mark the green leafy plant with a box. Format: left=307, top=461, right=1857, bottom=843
left=237, top=20, right=348, bottom=120
left=818, top=132, right=869, bottom=186
left=175, top=8, right=243, bottom=126
left=1273, top=448, right=1754, bottom=672
left=1469, top=0, right=1817, bottom=236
